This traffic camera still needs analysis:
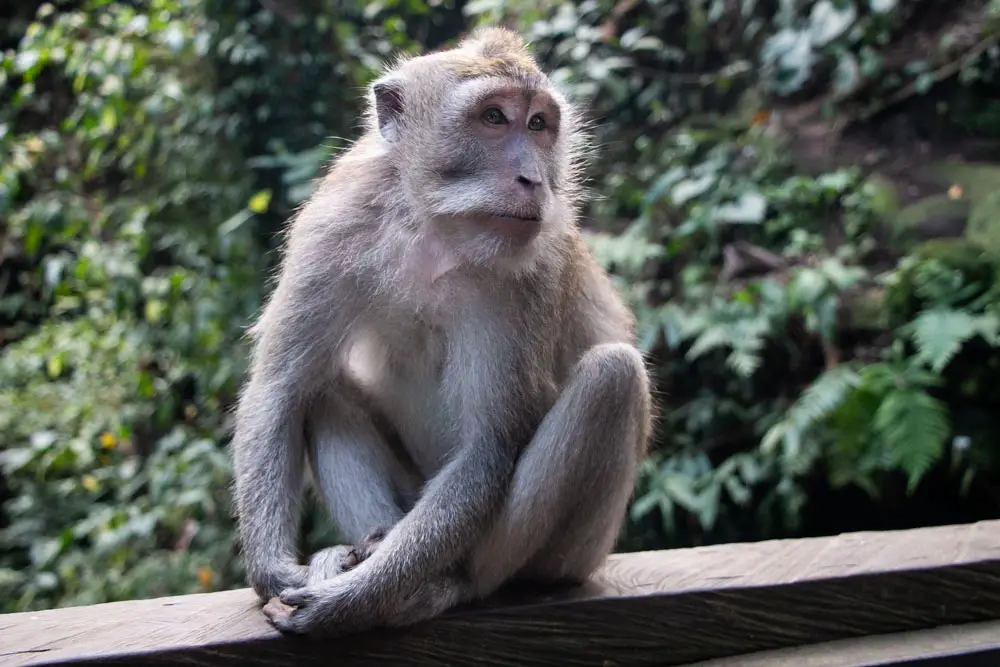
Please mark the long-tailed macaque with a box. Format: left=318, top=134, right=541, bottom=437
left=230, top=26, right=653, bottom=637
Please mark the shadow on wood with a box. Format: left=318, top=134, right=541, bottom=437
left=2, top=520, right=1000, bottom=666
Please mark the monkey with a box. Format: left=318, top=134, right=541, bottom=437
left=229, top=26, right=654, bottom=638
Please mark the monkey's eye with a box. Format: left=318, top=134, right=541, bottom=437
left=527, top=114, right=546, bottom=131
left=482, top=107, right=508, bottom=125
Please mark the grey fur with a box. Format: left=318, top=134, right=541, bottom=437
left=230, top=26, right=653, bottom=638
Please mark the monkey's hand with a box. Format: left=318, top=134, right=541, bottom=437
left=249, top=559, right=309, bottom=603
left=264, top=569, right=466, bottom=637
left=263, top=571, right=377, bottom=637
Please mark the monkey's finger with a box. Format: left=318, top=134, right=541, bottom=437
left=278, top=586, right=313, bottom=607
left=265, top=611, right=308, bottom=635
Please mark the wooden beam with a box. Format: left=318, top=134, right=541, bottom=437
left=2, top=520, right=999, bottom=667
left=688, top=621, right=1000, bottom=666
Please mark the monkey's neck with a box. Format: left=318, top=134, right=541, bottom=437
left=408, top=233, right=462, bottom=285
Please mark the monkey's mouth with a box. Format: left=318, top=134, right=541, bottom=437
left=493, top=213, right=540, bottom=222
left=479, top=207, right=542, bottom=222
left=474, top=211, right=543, bottom=244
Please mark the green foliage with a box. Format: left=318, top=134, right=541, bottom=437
left=908, top=308, right=1000, bottom=372
left=0, top=0, right=262, bottom=611
left=4, top=0, right=1000, bottom=613
left=766, top=360, right=952, bottom=495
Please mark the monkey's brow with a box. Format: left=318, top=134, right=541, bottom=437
left=463, top=82, right=554, bottom=112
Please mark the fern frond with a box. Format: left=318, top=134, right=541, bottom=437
left=585, top=226, right=666, bottom=275
left=687, top=314, right=770, bottom=377
left=686, top=325, right=733, bottom=360
left=910, top=308, right=995, bottom=373
left=727, top=349, right=760, bottom=377
left=788, top=364, right=862, bottom=428
left=873, top=388, right=950, bottom=492
left=761, top=364, right=860, bottom=460
left=973, top=313, right=1000, bottom=345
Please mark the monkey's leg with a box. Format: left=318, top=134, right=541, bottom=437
left=378, top=342, right=650, bottom=625
left=466, top=341, right=650, bottom=598
left=305, top=390, right=420, bottom=583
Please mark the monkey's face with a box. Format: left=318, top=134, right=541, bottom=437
left=419, top=79, right=564, bottom=248
left=370, top=45, right=582, bottom=269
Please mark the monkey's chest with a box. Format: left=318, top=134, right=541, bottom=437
left=342, top=318, right=456, bottom=478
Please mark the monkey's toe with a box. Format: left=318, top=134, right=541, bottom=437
left=263, top=595, right=312, bottom=636
left=307, top=545, right=359, bottom=585
left=277, top=586, right=313, bottom=608
left=265, top=610, right=308, bottom=635
left=263, top=588, right=323, bottom=635
left=262, top=595, right=295, bottom=618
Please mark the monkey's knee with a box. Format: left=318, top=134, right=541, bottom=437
left=577, top=343, right=647, bottom=395
left=575, top=343, right=650, bottom=430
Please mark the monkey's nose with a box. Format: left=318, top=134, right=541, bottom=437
left=516, top=174, right=541, bottom=191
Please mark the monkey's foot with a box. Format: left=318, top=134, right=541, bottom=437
left=262, top=595, right=296, bottom=621
left=306, top=546, right=359, bottom=585
left=306, top=526, right=389, bottom=586
left=359, top=525, right=388, bottom=549
left=264, top=579, right=372, bottom=637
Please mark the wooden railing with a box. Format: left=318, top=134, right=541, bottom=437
left=2, top=520, right=1000, bottom=666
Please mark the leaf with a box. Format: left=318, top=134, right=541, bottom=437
left=832, top=52, right=860, bottom=95
left=218, top=208, right=252, bottom=236
left=642, top=166, right=685, bottom=209
left=723, top=475, right=751, bottom=505
left=972, top=313, right=1000, bottom=346
left=15, top=50, right=40, bottom=74
left=915, top=73, right=934, bottom=95
left=100, top=106, right=117, bottom=133
left=762, top=365, right=861, bottom=455
left=817, top=258, right=866, bottom=289
left=761, top=29, right=815, bottom=94
left=661, top=474, right=703, bottom=514
left=874, top=388, right=950, bottom=492
left=637, top=320, right=663, bottom=353
left=870, top=0, right=897, bottom=12
left=712, top=191, right=767, bottom=224
left=797, top=365, right=863, bottom=424
left=686, top=325, right=731, bottom=360
left=671, top=174, right=715, bottom=205
left=910, top=308, right=983, bottom=373
left=808, top=0, right=857, bottom=47
left=247, top=190, right=272, bottom=214
left=788, top=268, right=828, bottom=306
left=696, top=482, right=721, bottom=530
left=629, top=491, right=661, bottom=521
left=727, top=349, right=760, bottom=377
left=144, top=299, right=165, bottom=323
left=46, top=353, right=63, bottom=378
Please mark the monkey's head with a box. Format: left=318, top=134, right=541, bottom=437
left=366, top=27, right=587, bottom=268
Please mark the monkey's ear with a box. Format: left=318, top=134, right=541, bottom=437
left=372, top=77, right=405, bottom=143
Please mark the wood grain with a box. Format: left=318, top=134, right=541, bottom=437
left=2, top=520, right=1000, bottom=667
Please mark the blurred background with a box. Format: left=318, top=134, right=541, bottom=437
left=2, top=0, right=1000, bottom=613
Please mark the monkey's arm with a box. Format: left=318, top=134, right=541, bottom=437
left=231, top=255, right=358, bottom=601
